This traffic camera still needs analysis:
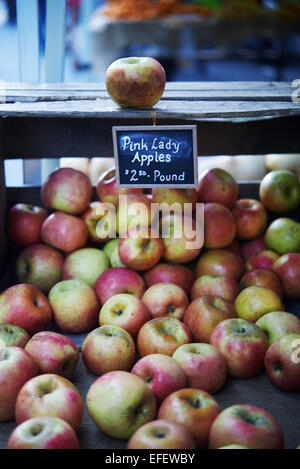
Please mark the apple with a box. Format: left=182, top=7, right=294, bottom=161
left=204, top=203, right=236, bottom=249
left=218, top=444, right=248, bottom=449
left=7, top=203, right=48, bottom=246
left=235, top=286, right=284, bottom=323
left=105, top=56, right=166, bottom=108
left=41, top=167, right=93, bottom=215
left=49, top=279, right=99, bottom=334
left=161, top=213, right=202, bottom=264
left=117, top=193, right=154, bottom=236
left=16, top=243, right=64, bottom=294
left=103, top=237, right=120, bottom=260
left=242, top=235, right=266, bottom=261
left=246, top=249, right=279, bottom=271
left=144, top=263, right=195, bottom=296
left=41, top=211, right=88, bottom=253
left=81, top=201, right=116, bottom=243
left=197, top=168, right=238, bottom=209
left=62, top=247, right=109, bottom=287
left=259, top=169, right=300, bottom=214
left=152, top=188, right=198, bottom=211
left=82, top=325, right=135, bottom=376
left=0, top=346, right=38, bottom=422
left=142, top=282, right=189, bottom=320
left=96, top=167, right=143, bottom=207
left=131, top=353, right=186, bottom=404
left=264, top=333, right=300, bottom=391
left=118, top=227, right=164, bottom=271
left=99, top=293, right=150, bottom=338
left=210, top=318, right=268, bottom=378
left=195, top=249, right=245, bottom=281
left=86, top=371, right=157, bottom=439
left=15, top=374, right=83, bottom=430
left=8, top=416, right=80, bottom=449
left=0, top=324, right=30, bottom=348
left=183, top=295, right=236, bottom=343
left=172, top=343, right=227, bottom=394
left=273, top=253, right=300, bottom=299
left=265, top=217, right=300, bottom=254
left=94, top=266, right=145, bottom=305
left=25, top=331, right=79, bottom=379
left=0, top=284, right=52, bottom=335
left=137, top=317, right=191, bottom=357
left=191, top=275, right=240, bottom=302
left=209, top=404, right=284, bottom=449
left=232, top=198, right=267, bottom=240
left=109, top=241, right=126, bottom=267
left=158, top=388, right=220, bottom=448
left=256, top=312, right=300, bottom=346
left=127, top=419, right=195, bottom=449
left=240, top=269, right=283, bottom=298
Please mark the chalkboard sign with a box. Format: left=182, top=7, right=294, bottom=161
left=113, top=125, right=198, bottom=188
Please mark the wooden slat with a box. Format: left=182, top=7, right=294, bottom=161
left=16, top=0, right=40, bottom=83
left=45, top=0, right=67, bottom=83
left=0, top=121, right=7, bottom=274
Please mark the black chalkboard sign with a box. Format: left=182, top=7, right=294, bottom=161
left=113, top=125, right=198, bottom=188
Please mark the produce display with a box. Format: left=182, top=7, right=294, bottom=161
left=0, top=161, right=299, bottom=450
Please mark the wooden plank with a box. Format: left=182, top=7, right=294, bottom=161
left=0, top=120, right=8, bottom=274
left=45, top=0, right=67, bottom=83
left=0, top=99, right=299, bottom=119
left=2, top=115, right=300, bottom=159
left=16, top=0, right=40, bottom=83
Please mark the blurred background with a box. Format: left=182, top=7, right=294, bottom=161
left=0, top=0, right=300, bottom=185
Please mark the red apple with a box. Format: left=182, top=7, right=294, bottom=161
left=191, top=275, right=240, bottom=302
left=127, top=419, right=195, bottom=449
left=15, top=374, right=84, bottom=430
left=242, top=235, right=266, bottom=261
left=264, top=333, right=300, bottom=391
left=7, top=203, right=48, bottom=246
left=183, top=295, right=236, bottom=343
left=259, top=169, right=300, bottom=214
left=16, top=243, right=64, bottom=294
left=41, top=211, right=88, bottom=253
left=204, top=203, right=236, bottom=249
left=240, top=269, right=283, bottom=298
left=99, top=293, right=150, bottom=338
left=0, top=324, right=30, bottom=348
left=144, top=263, right=195, bottom=296
left=131, top=353, right=186, bottom=404
left=158, top=388, right=220, bottom=448
left=226, top=238, right=243, bottom=258
left=118, top=227, right=164, bottom=271
left=8, top=416, right=80, bottom=449
left=81, top=201, right=116, bottom=243
left=105, top=56, right=166, bottom=108
left=142, top=282, right=189, bottom=320
left=195, top=249, right=245, bottom=281
left=0, top=284, right=52, bottom=335
left=209, top=404, right=284, bottom=449
left=172, top=343, right=227, bottom=394
left=117, top=193, right=154, bottom=236
left=137, top=317, right=191, bottom=357
left=273, top=253, right=300, bottom=299
left=246, top=249, right=279, bottom=272
left=25, top=331, right=79, bottom=379
left=96, top=167, right=143, bottom=207
left=82, top=325, right=136, bottom=376
left=86, top=371, right=157, bottom=439
left=94, top=267, right=146, bottom=305
left=49, top=279, right=99, bottom=334
left=232, top=198, right=268, bottom=240
left=0, top=346, right=38, bottom=422
left=41, top=167, right=92, bottom=215
left=210, top=318, right=268, bottom=378
left=152, top=188, right=198, bottom=211
left=197, top=168, right=239, bottom=209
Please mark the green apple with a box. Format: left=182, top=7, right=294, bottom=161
left=62, top=247, right=109, bottom=286
left=259, top=169, right=300, bottom=213
left=256, top=311, right=300, bottom=346
left=264, top=218, right=300, bottom=254
left=235, top=286, right=284, bottom=323
left=103, top=238, right=119, bottom=260
left=110, top=243, right=126, bottom=268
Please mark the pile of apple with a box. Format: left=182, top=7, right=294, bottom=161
left=0, top=164, right=300, bottom=450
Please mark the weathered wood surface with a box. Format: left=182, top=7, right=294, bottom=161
left=0, top=121, right=7, bottom=274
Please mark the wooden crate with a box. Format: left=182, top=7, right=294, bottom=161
left=0, top=82, right=299, bottom=449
